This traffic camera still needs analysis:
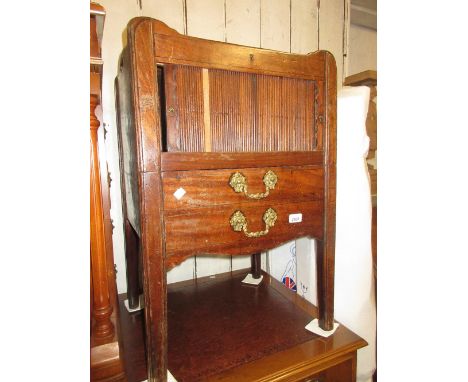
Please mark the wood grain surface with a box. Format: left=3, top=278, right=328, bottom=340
left=164, top=201, right=324, bottom=268
left=162, top=166, right=323, bottom=211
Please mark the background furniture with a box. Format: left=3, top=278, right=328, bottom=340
left=344, top=71, right=377, bottom=298
left=90, top=3, right=126, bottom=381
left=115, top=17, right=366, bottom=381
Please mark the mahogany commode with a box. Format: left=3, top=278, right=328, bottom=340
left=115, top=17, right=364, bottom=381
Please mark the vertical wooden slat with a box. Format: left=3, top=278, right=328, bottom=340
left=202, top=68, right=212, bottom=152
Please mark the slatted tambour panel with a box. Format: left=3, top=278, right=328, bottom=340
left=209, top=69, right=317, bottom=152
left=166, top=65, right=205, bottom=152
left=209, top=69, right=257, bottom=152
left=164, top=64, right=322, bottom=153
left=257, top=74, right=315, bottom=151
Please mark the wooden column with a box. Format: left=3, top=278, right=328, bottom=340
left=90, top=94, right=114, bottom=340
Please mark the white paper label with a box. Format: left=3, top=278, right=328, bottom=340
left=289, top=213, right=302, bottom=223
left=173, top=187, right=186, bottom=200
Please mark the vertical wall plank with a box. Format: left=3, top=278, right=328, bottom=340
left=186, top=0, right=232, bottom=277
left=291, top=0, right=318, bottom=54
left=225, top=0, right=261, bottom=271
left=141, top=0, right=185, bottom=33
left=225, top=0, right=261, bottom=47
left=186, top=0, right=226, bottom=41
left=319, top=0, right=345, bottom=88
left=260, top=0, right=290, bottom=51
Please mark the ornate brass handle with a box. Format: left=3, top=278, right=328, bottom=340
left=229, top=208, right=278, bottom=238
left=229, top=170, right=278, bottom=199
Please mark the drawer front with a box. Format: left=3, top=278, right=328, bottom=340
left=162, top=167, right=324, bottom=211
left=164, top=200, right=323, bottom=264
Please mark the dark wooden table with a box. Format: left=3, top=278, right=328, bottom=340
left=119, top=269, right=366, bottom=382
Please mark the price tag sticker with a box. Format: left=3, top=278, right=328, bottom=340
left=173, top=187, right=186, bottom=200
left=289, top=213, right=302, bottom=223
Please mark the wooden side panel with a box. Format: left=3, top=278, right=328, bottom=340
left=116, top=47, right=141, bottom=235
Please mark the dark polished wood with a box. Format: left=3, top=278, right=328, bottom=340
left=251, top=253, right=261, bottom=279
left=115, top=17, right=341, bottom=381
left=162, top=166, right=323, bottom=211
left=165, top=201, right=324, bottom=268
left=118, top=270, right=366, bottom=382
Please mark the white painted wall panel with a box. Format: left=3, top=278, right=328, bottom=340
left=260, top=0, right=290, bottom=51
left=186, top=0, right=226, bottom=41
left=319, top=0, right=345, bottom=87
left=141, top=0, right=185, bottom=34
left=225, top=0, right=261, bottom=47
left=347, top=24, right=377, bottom=76
left=291, top=0, right=318, bottom=54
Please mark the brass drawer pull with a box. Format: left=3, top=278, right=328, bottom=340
left=229, top=170, right=278, bottom=199
left=229, top=208, right=277, bottom=238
